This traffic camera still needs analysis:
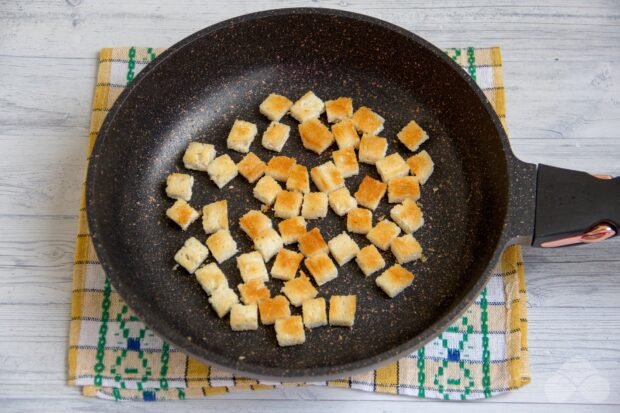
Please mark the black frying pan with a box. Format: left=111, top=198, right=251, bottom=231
left=86, top=8, right=620, bottom=380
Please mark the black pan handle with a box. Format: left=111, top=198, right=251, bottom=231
left=532, top=164, right=620, bottom=247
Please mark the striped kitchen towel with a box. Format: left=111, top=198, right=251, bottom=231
left=69, top=46, right=530, bottom=401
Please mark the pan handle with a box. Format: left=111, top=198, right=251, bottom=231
left=532, top=164, right=620, bottom=247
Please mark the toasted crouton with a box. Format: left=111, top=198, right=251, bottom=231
left=387, top=176, right=420, bottom=203
left=236, top=251, right=269, bottom=282
left=328, top=232, right=360, bottom=266
left=238, top=279, right=271, bottom=305
left=355, top=244, right=386, bottom=277
left=207, top=154, right=238, bottom=189
left=278, top=216, right=307, bottom=245
left=290, top=91, right=325, bottom=123
left=286, top=164, right=310, bottom=194
left=310, top=161, right=345, bottom=193
left=237, top=152, right=266, bottom=184
left=331, top=119, right=360, bottom=149
left=301, top=192, right=328, bottom=219
left=305, top=253, right=338, bottom=286
left=358, top=134, right=388, bottom=165
left=346, top=207, right=373, bottom=234
left=302, top=297, right=327, bottom=328
left=166, top=199, right=199, bottom=230
left=259, top=93, right=293, bottom=121
left=239, top=210, right=272, bottom=240
left=354, top=176, right=387, bottom=211
left=376, top=264, right=414, bottom=298
left=391, top=234, right=423, bottom=264
left=227, top=120, right=258, bottom=153
left=298, top=118, right=334, bottom=154
left=298, top=228, right=328, bottom=257
left=329, top=295, right=356, bottom=327
left=406, top=150, right=434, bottom=184
left=208, top=286, right=239, bottom=318
left=273, top=190, right=303, bottom=219
left=262, top=121, right=291, bottom=152
left=331, top=147, right=359, bottom=178
left=376, top=153, right=409, bottom=182
left=275, top=315, right=306, bottom=346
left=206, top=229, right=238, bottom=263
left=166, top=173, right=194, bottom=201
left=183, top=142, right=216, bottom=171
left=390, top=199, right=424, bottom=234
left=253, top=228, right=284, bottom=262
left=174, top=237, right=209, bottom=274
left=202, top=200, right=228, bottom=234
left=397, top=120, right=429, bottom=152
left=325, top=97, right=353, bottom=123
left=265, top=156, right=297, bottom=182
left=281, top=272, right=318, bottom=306
left=352, top=107, right=384, bottom=135
left=328, top=187, right=357, bottom=216
left=195, top=263, right=227, bottom=295
left=258, top=295, right=291, bottom=325
left=367, top=220, right=401, bottom=251
left=271, top=248, right=304, bottom=281
left=253, top=175, right=282, bottom=205
left=230, top=303, right=258, bottom=331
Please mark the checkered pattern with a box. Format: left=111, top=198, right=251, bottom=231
left=69, top=47, right=530, bottom=401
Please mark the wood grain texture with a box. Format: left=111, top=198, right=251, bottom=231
left=0, top=0, right=619, bottom=410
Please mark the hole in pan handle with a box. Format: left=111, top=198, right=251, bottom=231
left=533, top=164, right=620, bottom=247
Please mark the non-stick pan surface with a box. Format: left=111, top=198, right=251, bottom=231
left=87, top=8, right=519, bottom=380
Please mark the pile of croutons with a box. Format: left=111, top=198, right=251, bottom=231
left=164, top=91, right=433, bottom=347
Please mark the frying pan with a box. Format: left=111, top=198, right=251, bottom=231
left=86, top=8, right=620, bottom=380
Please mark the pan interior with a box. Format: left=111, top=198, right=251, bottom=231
left=88, top=11, right=509, bottom=377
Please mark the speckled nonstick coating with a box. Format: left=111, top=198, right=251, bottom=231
left=87, top=8, right=537, bottom=380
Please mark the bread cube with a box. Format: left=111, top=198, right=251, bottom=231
left=391, top=234, right=423, bottom=264
left=376, top=264, right=415, bottom=298
left=183, top=142, right=216, bottom=171
left=207, top=154, right=238, bottom=189
left=265, top=156, right=297, bottom=182
left=239, top=210, right=272, bottom=240
left=352, top=106, right=384, bottom=135
left=298, top=118, right=334, bottom=154
left=331, top=147, right=359, bottom=178
left=367, top=220, right=401, bottom=251
left=347, top=207, right=373, bottom=234
left=376, top=153, right=409, bottom=183
left=238, top=279, right=271, bottom=305
left=302, top=297, right=327, bottom=328
left=166, top=173, right=194, bottom=201
left=253, top=228, right=283, bottom=262
left=355, top=244, right=386, bottom=277
left=310, top=161, right=345, bottom=193
left=290, top=91, right=325, bottom=123
left=387, top=176, right=420, bottom=203
left=195, top=263, right=227, bottom=295
left=397, top=120, right=429, bottom=152
left=301, top=192, right=328, bottom=219
left=298, top=227, right=328, bottom=257
left=259, top=93, right=293, bottom=121
left=237, top=152, right=266, bottom=184
left=227, top=119, right=258, bottom=153
left=406, top=150, right=434, bottom=184
left=305, top=253, right=338, bottom=286
left=358, top=134, right=388, bottom=165
left=271, top=248, right=304, bottom=280
left=390, top=199, right=424, bottom=234
left=328, top=232, right=360, bottom=266
left=273, top=190, right=303, bottom=219
left=262, top=121, right=291, bottom=152
left=277, top=216, right=307, bottom=245
left=258, top=295, right=291, bottom=325
left=328, top=187, right=357, bottom=216
left=174, top=237, right=209, bottom=273
left=332, top=119, right=360, bottom=149
left=253, top=175, right=282, bottom=205
left=208, top=286, right=239, bottom=318
left=166, top=199, right=200, bottom=230
left=230, top=303, right=258, bottom=331
left=202, top=200, right=228, bottom=234
left=281, top=272, right=318, bottom=306
left=354, top=176, right=387, bottom=211
left=206, top=229, right=238, bottom=263
left=236, top=251, right=269, bottom=282
left=329, top=295, right=356, bottom=327
left=275, top=315, right=306, bottom=347
left=286, top=164, right=310, bottom=194
left=325, top=97, right=353, bottom=123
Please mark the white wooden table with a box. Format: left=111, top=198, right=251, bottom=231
left=1, top=1, right=619, bottom=411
